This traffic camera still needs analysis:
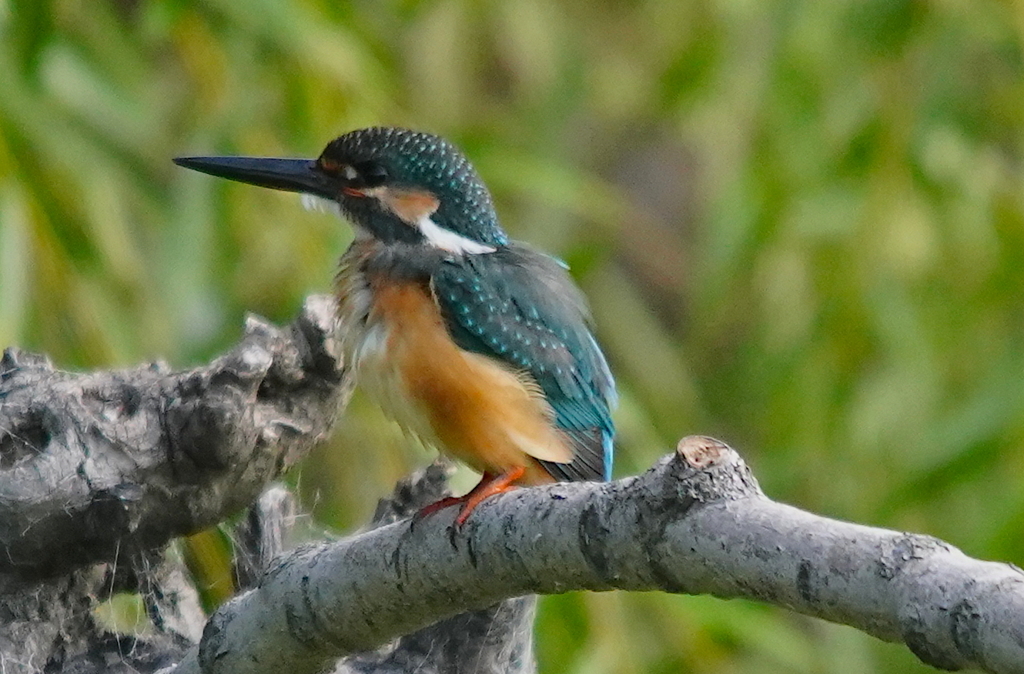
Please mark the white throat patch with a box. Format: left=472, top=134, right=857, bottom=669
left=301, top=193, right=342, bottom=218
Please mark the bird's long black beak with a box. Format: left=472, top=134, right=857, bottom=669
left=173, top=156, right=335, bottom=199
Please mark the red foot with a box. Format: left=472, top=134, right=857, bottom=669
left=417, top=494, right=469, bottom=519
left=454, top=466, right=525, bottom=527
left=416, top=467, right=526, bottom=528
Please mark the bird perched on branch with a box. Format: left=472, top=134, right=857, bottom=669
left=175, top=127, right=616, bottom=525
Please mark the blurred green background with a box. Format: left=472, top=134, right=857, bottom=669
left=3, top=0, right=1024, bottom=671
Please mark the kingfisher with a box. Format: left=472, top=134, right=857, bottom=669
left=174, top=127, right=616, bottom=525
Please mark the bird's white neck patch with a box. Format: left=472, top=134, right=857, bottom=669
left=417, top=215, right=496, bottom=255
left=301, top=193, right=372, bottom=240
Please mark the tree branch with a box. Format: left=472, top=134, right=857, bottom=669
left=333, top=462, right=538, bottom=674
left=0, top=294, right=350, bottom=578
left=237, top=467, right=539, bottom=674
left=4, top=296, right=1022, bottom=674
left=170, top=437, right=1024, bottom=674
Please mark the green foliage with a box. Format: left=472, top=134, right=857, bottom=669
left=3, top=1, right=1023, bottom=671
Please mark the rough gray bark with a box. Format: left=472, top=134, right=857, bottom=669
left=233, top=468, right=538, bottom=674
left=0, top=544, right=203, bottom=674
left=0, top=295, right=348, bottom=579
left=235, top=467, right=539, bottom=674
left=333, top=463, right=537, bottom=674
left=170, top=438, right=1024, bottom=674
left=0, top=295, right=349, bottom=672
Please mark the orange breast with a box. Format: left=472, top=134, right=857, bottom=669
left=356, top=281, right=568, bottom=486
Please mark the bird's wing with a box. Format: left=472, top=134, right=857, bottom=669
left=431, top=243, right=616, bottom=481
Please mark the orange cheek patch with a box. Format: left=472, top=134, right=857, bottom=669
left=381, top=189, right=440, bottom=224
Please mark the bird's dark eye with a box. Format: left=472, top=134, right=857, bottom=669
left=355, top=161, right=388, bottom=188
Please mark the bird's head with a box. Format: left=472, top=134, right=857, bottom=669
left=174, top=127, right=506, bottom=254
